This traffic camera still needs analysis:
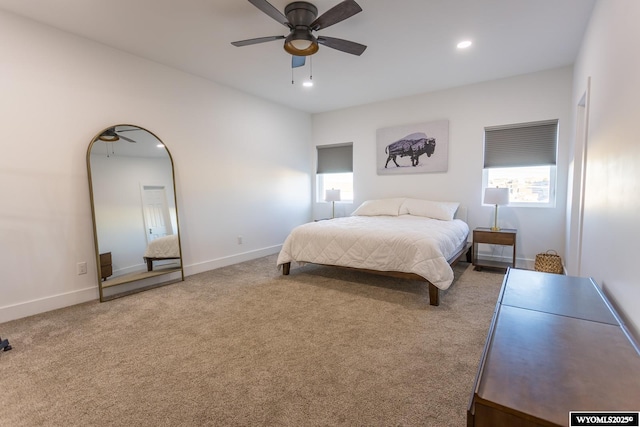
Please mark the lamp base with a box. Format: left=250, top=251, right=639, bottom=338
left=491, top=205, right=501, bottom=232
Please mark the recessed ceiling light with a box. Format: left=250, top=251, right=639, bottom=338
left=303, top=81, right=314, bottom=87
left=457, top=40, right=472, bottom=49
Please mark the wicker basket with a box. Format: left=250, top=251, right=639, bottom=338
left=534, top=250, right=563, bottom=274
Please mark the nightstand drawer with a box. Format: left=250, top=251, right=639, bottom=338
left=473, top=230, right=516, bottom=245
left=99, top=252, right=112, bottom=266
left=99, top=252, right=112, bottom=280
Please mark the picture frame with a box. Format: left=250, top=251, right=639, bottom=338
left=376, top=120, right=449, bottom=175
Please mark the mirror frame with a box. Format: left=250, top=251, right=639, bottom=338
left=87, top=124, right=184, bottom=301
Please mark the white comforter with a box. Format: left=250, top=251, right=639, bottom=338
left=276, top=215, right=469, bottom=290
left=144, top=234, right=180, bottom=258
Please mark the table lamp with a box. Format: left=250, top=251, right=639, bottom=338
left=325, top=189, right=341, bottom=219
left=484, top=187, right=509, bottom=231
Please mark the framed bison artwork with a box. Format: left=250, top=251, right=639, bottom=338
left=376, top=120, right=449, bottom=175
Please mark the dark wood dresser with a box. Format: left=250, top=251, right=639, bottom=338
left=468, top=268, right=640, bottom=427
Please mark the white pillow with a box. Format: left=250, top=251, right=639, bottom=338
left=399, top=198, right=460, bottom=221
left=351, top=198, right=405, bottom=216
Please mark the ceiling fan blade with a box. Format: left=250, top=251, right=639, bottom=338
left=292, top=55, right=306, bottom=68
left=311, top=0, right=362, bottom=31
left=231, top=35, right=285, bottom=47
left=248, top=0, right=290, bottom=27
left=317, top=36, right=367, bottom=55
left=118, top=134, right=136, bottom=143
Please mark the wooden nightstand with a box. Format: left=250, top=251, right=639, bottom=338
left=472, top=227, right=516, bottom=271
left=100, top=252, right=113, bottom=281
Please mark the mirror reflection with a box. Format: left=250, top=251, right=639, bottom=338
left=87, top=124, right=184, bottom=301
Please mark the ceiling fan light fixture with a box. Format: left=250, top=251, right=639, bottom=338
left=284, top=29, right=319, bottom=56
left=290, top=38, right=313, bottom=51
left=99, top=134, right=119, bottom=142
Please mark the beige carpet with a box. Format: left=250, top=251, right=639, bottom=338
left=0, top=255, right=505, bottom=426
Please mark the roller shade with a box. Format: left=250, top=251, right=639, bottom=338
left=317, top=143, right=353, bottom=174
left=484, top=120, right=558, bottom=168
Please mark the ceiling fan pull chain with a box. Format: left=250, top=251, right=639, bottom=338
left=310, top=55, right=313, bottom=81
left=292, top=67, right=294, bottom=85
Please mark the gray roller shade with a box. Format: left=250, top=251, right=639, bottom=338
left=484, top=120, right=558, bottom=168
left=317, top=143, right=353, bottom=173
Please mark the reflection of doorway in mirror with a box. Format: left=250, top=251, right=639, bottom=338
left=141, top=185, right=173, bottom=245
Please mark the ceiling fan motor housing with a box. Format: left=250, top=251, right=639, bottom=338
left=284, top=2, right=318, bottom=26
left=284, top=1, right=319, bottom=56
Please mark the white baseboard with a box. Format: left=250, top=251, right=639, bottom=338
left=475, top=253, right=534, bottom=270
left=0, top=286, right=98, bottom=324
left=184, top=245, right=282, bottom=276
left=0, top=245, right=283, bottom=324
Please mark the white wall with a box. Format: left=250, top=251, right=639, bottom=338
left=312, top=67, right=574, bottom=267
left=0, top=11, right=312, bottom=322
left=571, top=0, right=640, bottom=337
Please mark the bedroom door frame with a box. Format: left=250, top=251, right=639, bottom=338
left=567, top=77, right=591, bottom=276
left=140, top=184, right=173, bottom=245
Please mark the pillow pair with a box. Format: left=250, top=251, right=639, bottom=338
left=352, top=197, right=459, bottom=221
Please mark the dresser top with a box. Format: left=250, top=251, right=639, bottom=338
left=500, top=268, right=618, bottom=325
left=477, top=304, right=640, bottom=425
left=472, top=268, right=640, bottom=426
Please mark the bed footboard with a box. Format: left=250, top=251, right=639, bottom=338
left=144, top=256, right=181, bottom=272
left=281, top=261, right=441, bottom=306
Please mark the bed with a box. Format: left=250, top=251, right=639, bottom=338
left=143, top=234, right=181, bottom=271
left=276, top=198, right=471, bottom=306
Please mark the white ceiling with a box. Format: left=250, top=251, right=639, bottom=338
left=0, top=0, right=595, bottom=114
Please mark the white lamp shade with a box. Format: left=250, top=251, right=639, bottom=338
left=325, top=189, right=341, bottom=202
left=484, top=187, right=509, bottom=205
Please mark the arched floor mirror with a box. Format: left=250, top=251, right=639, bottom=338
left=87, top=124, right=184, bottom=301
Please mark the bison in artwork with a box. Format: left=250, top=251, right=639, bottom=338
left=384, top=132, right=436, bottom=168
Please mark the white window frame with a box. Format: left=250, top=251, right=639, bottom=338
left=482, top=166, right=556, bottom=208
left=316, top=173, right=354, bottom=203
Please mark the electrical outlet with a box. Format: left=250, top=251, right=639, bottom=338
left=77, top=262, right=87, bottom=275
left=237, top=235, right=243, bottom=245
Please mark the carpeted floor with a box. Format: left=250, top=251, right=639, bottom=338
left=0, top=255, right=505, bottom=426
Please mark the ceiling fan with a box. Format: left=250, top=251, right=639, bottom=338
left=231, top=0, right=367, bottom=68
left=98, top=126, right=136, bottom=143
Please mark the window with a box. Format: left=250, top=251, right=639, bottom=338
left=317, top=172, right=354, bottom=202
left=483, top=120, right=558, bottom=207
left=316, top=143, right=353, bottom=203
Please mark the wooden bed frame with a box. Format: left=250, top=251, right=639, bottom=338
left=144, top=256, right=180, bottom=272
left=281, top=241, right=472, bottom=306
